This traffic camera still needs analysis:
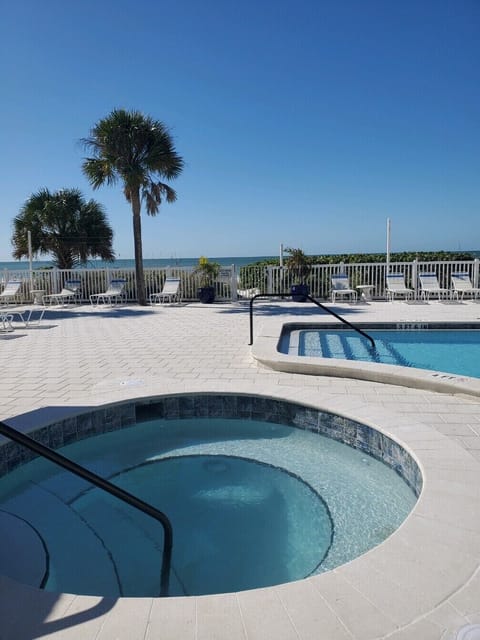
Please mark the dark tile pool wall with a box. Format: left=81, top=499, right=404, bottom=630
left=0, top=394, right=422, bottom=496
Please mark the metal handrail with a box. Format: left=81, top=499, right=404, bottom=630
left=248, top=293, right=376, bottom=349
left=0, top=420, right=173, bottom=596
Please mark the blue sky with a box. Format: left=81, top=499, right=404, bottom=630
left=1, top=0, right=479, bottom=261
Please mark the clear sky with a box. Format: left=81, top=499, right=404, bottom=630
left=1, top=0, right=479, bottom=261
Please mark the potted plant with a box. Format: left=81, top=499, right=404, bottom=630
left=194, top=256, right=220, bottom=303
left=285, top=247, right=312, bottom=302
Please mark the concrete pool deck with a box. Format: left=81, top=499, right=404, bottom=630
left=1, top=298, right=480, bottom=639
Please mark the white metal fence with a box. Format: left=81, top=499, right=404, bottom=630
left=0, top=265, right=238, bottom=303
left=240, top=259, right=480, bottom=300
left=1, top=259, right=479, bottom=303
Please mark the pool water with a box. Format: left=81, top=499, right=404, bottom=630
left=289, top=329, right=480, bottom=378
left=0, top=418, right=416, bottom=597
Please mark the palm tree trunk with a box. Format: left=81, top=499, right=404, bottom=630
left=131, top=190, right=147, bottom=305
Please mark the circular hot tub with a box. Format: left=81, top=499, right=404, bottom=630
left=0, top=394, right=421, bottom=597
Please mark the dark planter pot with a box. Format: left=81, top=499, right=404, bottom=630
left=291, top=284, right=309, bottom=302
left=198, top=286, right=216, bottom=304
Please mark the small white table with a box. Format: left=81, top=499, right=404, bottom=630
left=30, top=289, right=45, bottom=305
left=356, top=285, right=375, bottom=301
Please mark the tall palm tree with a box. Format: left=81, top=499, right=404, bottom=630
left=81, top=109, right=184, bottom=305
left=12, top=188, right=115, bottom=269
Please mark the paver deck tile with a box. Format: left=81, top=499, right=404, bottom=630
left=1, top=301, right=480, bottom=639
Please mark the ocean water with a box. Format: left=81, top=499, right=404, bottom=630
left=0, top=256, right=275, bottom=271
left=2, top=251, right=479, bottom=272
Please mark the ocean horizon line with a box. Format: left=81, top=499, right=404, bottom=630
left=0, top=255, right=278, bottom=271
left=1, top=250, right=479, bottom=271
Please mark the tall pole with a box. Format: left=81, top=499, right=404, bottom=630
left=279, top=243, right=284, bottom=268
left=386, top=218, right=391, bottom=274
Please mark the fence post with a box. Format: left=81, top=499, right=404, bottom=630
left=412, top=259, right=418, bottom=299
left=474, top=259, right=479, bottom=289
left=230, top=265, right=237, bottom=301
left=54, top=269, right=60, bottom=294
left=267, top=266, right=273, bottom=294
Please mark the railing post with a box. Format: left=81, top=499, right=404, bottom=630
left=474, top=259, right=479, bottom=289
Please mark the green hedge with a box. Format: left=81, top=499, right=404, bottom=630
left=246, top=250, right=475, bottom=268
left=238, top=251, right=476, bottom=290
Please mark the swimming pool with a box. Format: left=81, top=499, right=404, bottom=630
left=279, top=324, right=480, bottom=378
left=0, top=394, right=420, bottom=597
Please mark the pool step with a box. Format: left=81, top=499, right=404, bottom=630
left=0, top=510, right=47, bottom=587
left=323, top=334, right=372, bottom=360
left=1, top=484, right=122, bottom=596
left=72, top=489, right=174, bottom=596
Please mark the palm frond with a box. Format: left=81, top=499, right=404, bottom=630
left=82, top=158, right=117, bottom=189
left=141, top=181, right=178, bottom=215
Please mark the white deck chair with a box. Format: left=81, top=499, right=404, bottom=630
left=0, top=280, right=23, bottom=305
left=331, top=274, right=357, bottom=303
left=0, top=311, right=14, bottom=332
left=385, top=273, right=414, bottom=301
left=149, top=277, right=181, bottom=305
left=43, top=279, right=82, bottom=306
left=451, top=272, right=480, bottom=300
left=418, top=272, right=451, bottom=300
left=90, top=278, right=127, bottom=306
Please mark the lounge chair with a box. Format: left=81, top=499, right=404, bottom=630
left=385, top=273, right=414, bottom=301
left=0, top=311, right=14, bottom=332
left=90, top=278, right=127, bottom=306
left=418, top=272, right=451, bottom=300
left=43, top=279, right=82, bottom=306
left=0, top=280, right=22, bottom=305
left=149, top=277, right=181, bottom=305
left=331, top=274, right=357, bottom=303
left=451, top=272, right=480, bottom=300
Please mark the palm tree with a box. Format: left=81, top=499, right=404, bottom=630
left=81, top=109, right=184, bottom=305
left=12, top=188, right=115, bottom=269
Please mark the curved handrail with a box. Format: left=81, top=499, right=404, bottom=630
left=248, top=292, right=376, bottom=349
left=0, top=420, right=173, bottom=596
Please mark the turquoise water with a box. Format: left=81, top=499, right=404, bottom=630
left=295, top=329, right=480, bottom=378
left=0, top=418, right=416, bottom=596
left=2, top=251, right=479, bottom=271
left=0, top=256, right=274, bottom=271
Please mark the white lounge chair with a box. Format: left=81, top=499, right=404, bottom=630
left=0, top=311, right=14, bottom=332
left=385, top=273, right=414, bottom=301
left=149, top=277, right=181, bottom=305
left=90, top=278, right=127, bottom=306
left=0, top=280, right=22, bottom=305
left=451, top=272, right=480, bottom=300
left=418, top=272, right=451, bottom=300
left=43, top=279, right=82, bottom=306
left=331, top=274, right=357, bottom=303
